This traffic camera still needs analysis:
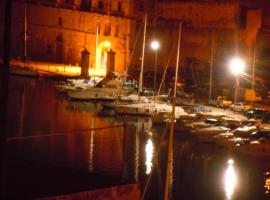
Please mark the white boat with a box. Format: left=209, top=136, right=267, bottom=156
left=115, top=101, right=158, bottom=116
left=191, top=126, right=231, bottom=141
left=196, top=111, right=225, bottom=120
left=184, top=118, right=218, bottom=130
left=67, top=79, right=135, bottom=100
left=213, top=125, right=257, bottom=145
left=55, top=77, right=103, bottom=92
left=100, top=94, right=149, bottom=109
left=214, top=125, right=270, bottom=148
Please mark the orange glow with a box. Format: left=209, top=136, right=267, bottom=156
left=10, top=57, right=111, bottom=77
left=88, top=68, right=106, bottom=77
left=94, top=40, right=112, bottom=76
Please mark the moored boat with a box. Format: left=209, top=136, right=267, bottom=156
left=67, top=79, right=136, bottom=101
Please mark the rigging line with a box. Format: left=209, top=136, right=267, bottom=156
left=240, top=75, right=252, bottom=84
left=139, top=14, right=147, bottom=95
left=141, top=122, right=169, bottom=200
left=114, top=20, right=144, bottom=102
left=2, top=124, right=125, bottom=142
left=151, top=40, right=177, bottom=102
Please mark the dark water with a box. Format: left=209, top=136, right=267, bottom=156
left=2, top=76, right=270, bottom=200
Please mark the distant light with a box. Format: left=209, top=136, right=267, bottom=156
left=224, top=159, right=237, bottom=199
left=151, top=40, right=160, bottom=51
left=229, top=58, right=245, bottom=75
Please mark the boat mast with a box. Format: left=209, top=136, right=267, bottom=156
left=95, top=24, right=99, bottom=79
left=139, top=14, right=147, bottom=95
left=208, top=30, right=215, bottom=101
left=164, top=21, right=182, bottom=200
left=24, top=2, right=27, bottom=64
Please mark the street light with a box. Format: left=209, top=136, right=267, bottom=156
left=151, top=40, right=160, bottom=90
left=229, top=57, right=245, bottom=103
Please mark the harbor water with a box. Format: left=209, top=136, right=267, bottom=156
left=2, top=76, right=270, bottom=200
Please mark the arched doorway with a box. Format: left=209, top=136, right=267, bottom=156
left=95, top=41, right=111, bottom=76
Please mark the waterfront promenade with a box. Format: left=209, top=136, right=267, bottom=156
left=8, top=58, right=82, bottom=77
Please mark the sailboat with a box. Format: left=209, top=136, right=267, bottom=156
left=67, top=78, right=136, bottom=101
left=115, top=14, right=159, bottom=116
left=9, top=2, right=38, bottom=77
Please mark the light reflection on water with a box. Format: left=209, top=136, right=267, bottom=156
left=5, top=77, right=270, bottom=200
left=88, top=118, right=95, bottom=172
left=145, top=136, right=154, bottom=175
left=224, top=159, right=237, bottom=200
left=264, top=171, right=270, bottom=194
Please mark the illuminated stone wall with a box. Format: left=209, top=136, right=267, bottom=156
left=0, top=1, right=134, bottom=75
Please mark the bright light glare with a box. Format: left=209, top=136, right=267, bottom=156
left=104, top=40, right=111, bottom=48
left=229, top=58, right=245, bottom=75
left=228, top=159, right=234, bottom=165
left=145, top=139, right=154, bottom=174
left=151, top=40, right=160, bottom=51
left=224, top=159, right=237, bottom=199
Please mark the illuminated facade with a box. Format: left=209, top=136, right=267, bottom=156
left=0, top=0, right=264, bottom=80
left=0, top=0, right=135, bottom=76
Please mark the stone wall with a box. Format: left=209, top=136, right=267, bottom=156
left=158, top=2, right=240, bottom=29
left=0, top=1, right=134, bottom=74
left=130, top=2, right=261, bottom=81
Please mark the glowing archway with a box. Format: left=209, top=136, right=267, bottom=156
left=93, top=40, right=111, bottom=76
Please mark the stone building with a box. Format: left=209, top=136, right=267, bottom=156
left=0, top=0, right=265, bottom=85
left=131, top=0, right=261, bottom=93
left=0, top=0, right=135, bottom=77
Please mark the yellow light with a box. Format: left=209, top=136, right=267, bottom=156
left=95, top=41, right=112, bottom=75
left=224, top=159, right=237, bottom=200
left=265, top=178, right=270, bottom=192
left=89, top=68, right=106, bottom=77
left=104, top=41, right=111, bottom=48
left=229, top=58, right=245, bottom=75
left=264, top=171, right=270, bottom=194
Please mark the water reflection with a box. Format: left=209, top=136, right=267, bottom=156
left=6, top=77, right=270, bottom=200
left=224, top=159, right=237, bottom=200
left=115, top=115, right=152, bottom=130
left=66, top=101, right=102, bottom=111
left=88, top=118, right=95, bottom=172
left=145, top=131, right=154, bottom=175
left=135, top=128, right=139, bottom=182
left=264, top=171, right=270, bottom=194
